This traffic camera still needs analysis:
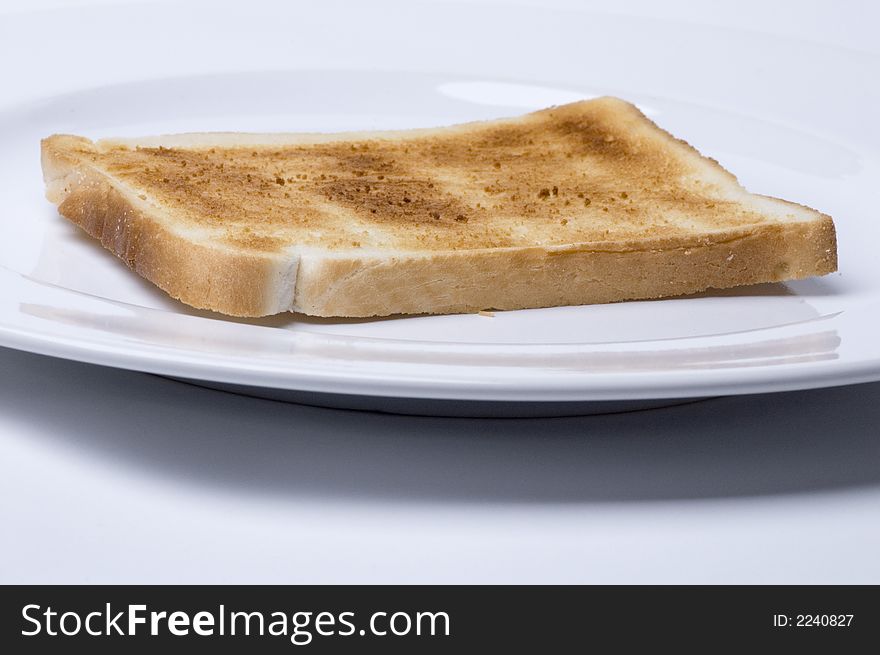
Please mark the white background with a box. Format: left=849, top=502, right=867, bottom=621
left=1, top=0, right=879, bottom=583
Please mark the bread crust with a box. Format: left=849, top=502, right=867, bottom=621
left=294, top=215, right=836, bottom=316
left=41, top=99, right=838, bottom=318
left=42, top=136, right=296, bottom=317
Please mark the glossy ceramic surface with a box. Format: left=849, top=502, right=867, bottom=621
left=0, top=0, right=877, bottom=405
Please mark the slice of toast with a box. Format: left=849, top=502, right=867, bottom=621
left=41, top=97, right=837, bottom=317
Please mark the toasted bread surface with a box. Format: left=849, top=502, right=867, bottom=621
left=41, top=97, right=837, bottom=317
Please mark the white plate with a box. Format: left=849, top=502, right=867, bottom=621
left=1, top=0, right=879, bottom=412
